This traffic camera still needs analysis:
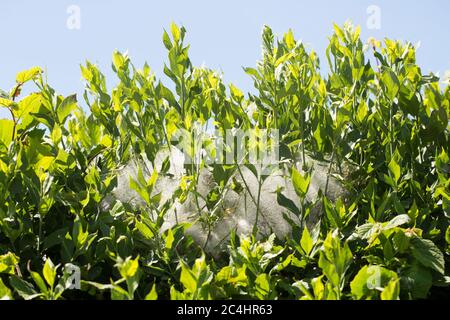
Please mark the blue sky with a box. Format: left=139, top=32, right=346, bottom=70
left=0, top=0, right=449, bottom=119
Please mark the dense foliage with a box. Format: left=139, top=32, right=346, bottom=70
left=0, top=22, right=449, bottom=300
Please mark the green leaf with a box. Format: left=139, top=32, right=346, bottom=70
left=276, top=191, right=300, bottom=216
left=135, top=220, right=155, bottom=240
left=351, top=223, right=378, bottom=240
left=388, top=158, right=401, bottom=184
left=9, top=275, right=41, bottom=300
left=318, top=253, right=340, bottom=289
left=0, top=97, right=15, bottom=108
left=112, top=50, right=125, bottom=71
left=80, top=64, right=93, bottom=81
left=72, top=218, right=88, bottom=249
left=292, top=280, right=314, bottom=300
left=57, top=94, right=77, bottom=123
left=170, top=286, right=185, bottom=300
left=162, top=30, right=173, bottom=50
left=310, top=276, right=326, bottom=300
left=284, top=29, right=296, bottom=49
left=392, top=231, right=410, bottom=253
left=291, top=167, right=310, bottom=197
left=243, top=67, right=261, bottom=80
left=147, top=168, right=159, bottom=195
left=0, top=252, right=19, bottom=275
left=111, top=284, right=129, bottom=300
left=382, top=69, right=400, bottom=100
left=401, top=263, right=432, bottom=299
left=356, top=100, right=368, bottom=123
left=446, top=226, right=450, bottom=246
left=30, top=271, right=48, bottom=294
left=118, top=256, right=140, bottom=279
left=392, top=193, right=406, bottom=216
left=145, top=283, right=158, bottom=300
left=51, top=125, right=62, bottom=144
left=319, top=232, right=353, bottom=290
left=171, top=22, right=181, bottom=42
left=229, top=83, right=244, bottom=100
left=129, top=167, right=152, bottom=204
left=300, top=227, right=314, bottom=256
left=43, top=258, right=57, bottom=288
left=0, top=119, right=14, bottom=146
left=380, top=279, right=400, bottom=300
left=0, top=278, right=13, bottom=300
left=178, top=255, right=213, bottom=299
left=16, top=66, right=43, bottom=84
left=350, top=265, right=398, bottom=299
left=254, top=273, right=271, bottom=299
left=410, top=237, right=445, bottom=275
left=14, top=93, right=42, bottom=121
left=217, top=265, right=244, bottom=284
left=313, top=125, right=324, bottom=151
left=407, top=201, right=419, bottom=225
left=157, top=82, right=180, bottom=112
left=165, top=228, right=175, bottom=250
left=384, top=214, right=410, bottom=230
left=333, top=23, right=346, bottom=41
left=180, top=262, right=197, bottom=293
left=82, top=280, right=113, bottom=291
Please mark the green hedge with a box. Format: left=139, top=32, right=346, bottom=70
left=0, top=22, right=448, bottom=300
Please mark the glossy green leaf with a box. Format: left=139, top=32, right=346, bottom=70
left=43, top=258, right=57, bottom=288
left=9, top=276, right=41, bottom=300
left=350, top=265, right=398, bottom=299
left=410, top=237, right=445, bottom=275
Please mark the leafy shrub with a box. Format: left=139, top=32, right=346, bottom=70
left=0, top=22, right=448, bottom=300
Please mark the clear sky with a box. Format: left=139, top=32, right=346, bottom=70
left=0, top=0, right=449, bottom=119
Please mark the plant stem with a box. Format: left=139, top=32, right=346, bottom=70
left=253, top=177, right=263, bottom=237
left=389, top=104, right=394, bottom=158
left=324, top=143, right=337, bottom=198
left=235, top=164, right=264, bottom=237
left=9, top=84, right=21, bottom=141
left=37, top=213, right=43, bottom=253
left=8, top=107, right=17, bottom=142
